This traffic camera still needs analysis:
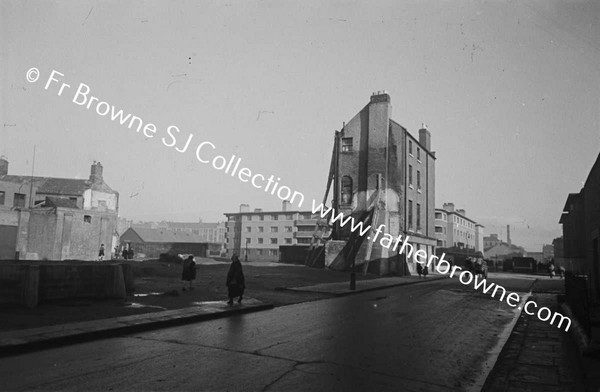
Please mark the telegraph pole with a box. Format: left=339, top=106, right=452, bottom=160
left=29, top=145, right=36, bottom=208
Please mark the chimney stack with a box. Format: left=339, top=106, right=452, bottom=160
left=239, top=204, right=250, bottom=213
left=507, top=225, right=511, bottom=246
left=419, top=123, right=431, bottom=152
left=90, top=161, right=103, bottom=184
left=0, top=156, right=8, bottom=176
left=282, top=200, right=291, bottom=212
left=443, top=202, right=455, bottom=212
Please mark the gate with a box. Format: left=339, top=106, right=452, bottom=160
left=0, top=225, right=18, bottom=260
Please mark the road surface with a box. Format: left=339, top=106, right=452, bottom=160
left=0, top=274, right=535, bottom=391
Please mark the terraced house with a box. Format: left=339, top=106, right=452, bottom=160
left=0, top=158, right=119, bottom=260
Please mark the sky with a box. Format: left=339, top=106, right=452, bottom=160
left=1, top=0, right=599, bottom=251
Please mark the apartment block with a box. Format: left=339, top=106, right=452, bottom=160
left=224, top=201, right=318, bottom=262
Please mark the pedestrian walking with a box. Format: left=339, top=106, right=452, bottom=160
left=128, top=248, right=134, bottom=260
left=558, top=265, right=566, bottom=279
left=416, top=263, right=423, bottom=278
left=181, top=255, right=196, bottom=291
left=122, top=247, right=128, bottom=260
left=98, top=244, right=105, bottom=261
left=226, top=254, right=245, bottom=305
left=422, top=264, right=429, bottom=278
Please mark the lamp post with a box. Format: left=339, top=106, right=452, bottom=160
left=350, top=256, right=356, bottom=290
left=245, top=239, right=248, bottom=262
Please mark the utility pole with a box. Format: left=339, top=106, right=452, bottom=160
left=29, top=145, right=36, bottom=208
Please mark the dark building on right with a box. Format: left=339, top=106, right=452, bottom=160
left=559, top=152, right=600, bottom=300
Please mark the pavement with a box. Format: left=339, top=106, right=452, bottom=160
left=482, top=293, right=591, bottom=392
left=0, top=274, right=446, bottom=357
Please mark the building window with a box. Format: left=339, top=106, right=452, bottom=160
left=259, top=215, right=264, bottom=221
left=257, top=249, right=263, bottom=256
left=246, top=238, right=251, bottom=244
left=341, top=137, right=353, bottom=152
left=284, top=226, right=292, bottom=232
left=303, top=213, right=312, bottom=220
left=271, top=214, right=278, bottom=221
left=417, top=147, right=421, bottom=161
left=297, top=238, right=311, bottom=244
left=417, top=170, right=421, bottom=190
left=84, top=215, right=92, bottom=223
left=285, top=238, right=292, bottom=244
left=270, top=238, right=278, bottom=244
left=245, top=226, right=251, bottom=232
left=341, top=176, right=353, bottom=204
left=270, top=226, right=278, bottom=233
left=258, top=226, right=264, bottom=233
left=13, top=193, right=26, bottom=208
left=409, top=165, right=413, bottom=187
left=0, top=191, right=4, bottom=205
left=408, top=200, right=413, bottom=229
left=258, top=238, right=263, bottom=244
left=409, top=140, right=413, bottom=155
left=435, top=226, right=443, bottom=233
left=269, top=249, right=278, bottom=257
left=435, top=212, right=442, bottom=219
left=437, top=240, right=444, bottom=247
left=285, top=214, right=293, bottom=220
left=417, top=203, right=421, bottom=231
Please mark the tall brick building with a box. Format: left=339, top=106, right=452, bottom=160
left=329, top=92, right=436, bottom=275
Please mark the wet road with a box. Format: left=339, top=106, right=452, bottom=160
left=0, top=274, right=535, bottom=391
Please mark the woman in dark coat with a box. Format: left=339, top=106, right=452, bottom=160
left=226, top=255, right=245, bottom=305
left=181, top=255, right=196, bottom=291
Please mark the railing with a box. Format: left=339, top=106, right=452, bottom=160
left=565, top=271, right=591, bottom=336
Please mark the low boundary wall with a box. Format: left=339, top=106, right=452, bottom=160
left=0, top=261, right=131, bottom=308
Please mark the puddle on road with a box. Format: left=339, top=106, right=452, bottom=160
left=190, top=301, right=227, bottom=306
left=133, top=292, right=164, bottom=297
left=124, top=302, right=167, bottom=310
